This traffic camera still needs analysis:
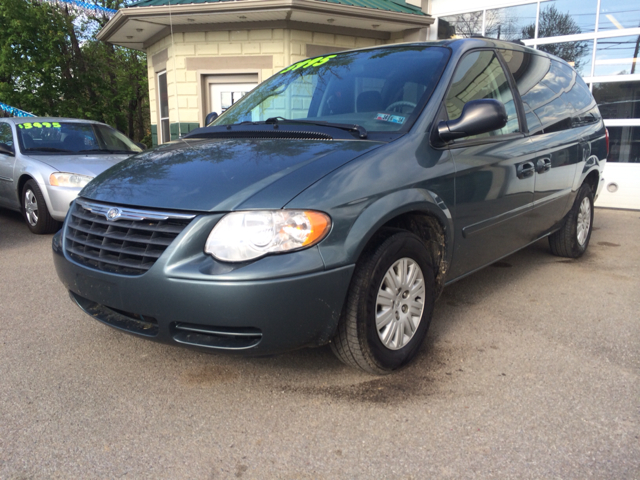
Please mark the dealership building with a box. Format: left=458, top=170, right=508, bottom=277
left=97, top=0, right=639, bottom=209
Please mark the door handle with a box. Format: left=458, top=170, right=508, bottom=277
left=535, top=158, right=551, bottom=173
left=516, top=161, right=535, bottom=179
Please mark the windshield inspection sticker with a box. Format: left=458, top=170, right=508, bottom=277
left=375, top=114, right=406, bottom=124
left=279, top=55, right=337, bottom=74
left=17, top=122, right=61, bottom=129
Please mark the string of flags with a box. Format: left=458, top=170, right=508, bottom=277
left=43, top=0, right=117, bottom=16
left=0, top=102, right=36, bottom=118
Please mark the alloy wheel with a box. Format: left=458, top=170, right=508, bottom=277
left=576, top=197, right=591, bottom=246
left=24, top=189, right=39, bottom=227
left=375, top=257, right=425, bottom=350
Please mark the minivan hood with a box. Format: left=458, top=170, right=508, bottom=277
left=24, top=153, right=132, bottom=177
left=80, top=138, right=382, bottom=211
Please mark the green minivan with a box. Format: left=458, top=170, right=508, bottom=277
left=53, top=38, right=607, bottom=374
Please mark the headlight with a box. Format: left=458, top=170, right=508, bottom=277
left=49, top=172, right=93, bottom=188
left=205, top=210, right=331, bottom=262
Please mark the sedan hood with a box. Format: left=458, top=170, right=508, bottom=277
left=26, top=153, right=132, bottom=177
left=80, top=138, right=382, bottom=212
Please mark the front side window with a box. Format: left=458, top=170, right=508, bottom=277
left=0, top=123, right=14, bottom=149
left=445, top=50, right=520, bottom=138
left=211, top=46, right=451, bottom=134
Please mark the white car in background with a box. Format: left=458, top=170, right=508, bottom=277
left=0, top=117, right=143, bottom=233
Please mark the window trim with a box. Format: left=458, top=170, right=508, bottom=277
left=157, top=70, right=170, bottom=144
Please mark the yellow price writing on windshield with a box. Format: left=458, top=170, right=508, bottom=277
left=280, top=55, right=337, bottom=74
left=18, top=122, right=61, bottom=129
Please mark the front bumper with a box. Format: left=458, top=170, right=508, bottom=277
left=46, top=185, right=82, bottom=221
left=52, top=219, right=354, bottom=356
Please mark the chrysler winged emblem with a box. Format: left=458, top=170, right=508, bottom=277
left=106, top=207, right=121, bottom=220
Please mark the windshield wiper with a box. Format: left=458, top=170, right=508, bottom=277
left=265, top=117, right=368, bottom=139
left=24, top=147, right=72, bottom=153
left=76, top=149, right=134, bottom=154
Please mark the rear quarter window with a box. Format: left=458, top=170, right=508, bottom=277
left=499, top=49, right=600, bottom=133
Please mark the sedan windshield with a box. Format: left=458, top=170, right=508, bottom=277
left=16, top=121, right=142, bottom=154
left=211, top=45, right=451, bottom=134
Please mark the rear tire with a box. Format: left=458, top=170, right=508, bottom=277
left=549, top=183, right=594, bottom=258
left=22, top=180, right=61, bottom=234
left=331, top=231, right=436, bottom=374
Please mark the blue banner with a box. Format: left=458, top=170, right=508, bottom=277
left=0, top=102, right=36, bottom=118
left=44, top=0, right=117, bottom=16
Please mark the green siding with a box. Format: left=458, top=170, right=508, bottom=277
left=126, top=0, right=424, bottom=15
left=151, top=124, right=158, bottom=146
left=169, top=122, right=200, bottom=141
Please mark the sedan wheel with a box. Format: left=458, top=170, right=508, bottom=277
left=24, top=188, right=39, bottom=227
left=21, top=179, right=61, bottom=234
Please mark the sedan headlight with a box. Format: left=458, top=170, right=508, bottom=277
left=205, top=210, right=331, bottom=262
left=49, top=172, right=93, bottom=188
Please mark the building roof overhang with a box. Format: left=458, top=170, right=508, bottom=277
left=97, top=0, right=433, bottom=50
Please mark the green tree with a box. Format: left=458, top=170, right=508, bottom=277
left=522, top=5, right=589, bottom=73
left=0, top=0, right=150, bottom=144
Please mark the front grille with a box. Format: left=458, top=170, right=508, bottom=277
left=65, top=200, right=195, bottom=275
left=70, top=291, right=159, bottom=336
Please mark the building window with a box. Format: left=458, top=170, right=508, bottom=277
left=592, top=81, right=640, bottom=119
left=538, top=40, right=594, bottom=77
left=599, top=0, right=640, bottom=31
left=594, top=35, right=640, bottom=76
left=158, top=71, right=170, bottom=144
left=484, top=3, right=538, bottom=41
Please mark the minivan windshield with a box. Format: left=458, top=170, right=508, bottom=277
left=16, top=121, right=143, bottom=155
left=211, top=45, right=451, bottom=134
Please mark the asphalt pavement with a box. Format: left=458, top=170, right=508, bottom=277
left=1, top=206, right=638, bottom=479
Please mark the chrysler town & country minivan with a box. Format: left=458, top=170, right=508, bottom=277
left=52, top=38, right=607, bottom=374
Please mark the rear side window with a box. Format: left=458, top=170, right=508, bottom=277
left=445, top=50, right=520, bottom=139
left=499, top=49, right=599, bottom=133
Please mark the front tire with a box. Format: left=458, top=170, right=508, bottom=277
left=22, top=180, right=60, bottom=234
left=549, top=183, right=594, bottom=258
left=331, top=231, right=436, bottom=374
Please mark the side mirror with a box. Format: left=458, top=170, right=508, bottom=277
left=0, top=143, right=14, bottom=156
left=135, top=142, right=147, bottom=151
left=205, top=112, right=218, bottom=125
left=437, top=99, right=508, bottom=142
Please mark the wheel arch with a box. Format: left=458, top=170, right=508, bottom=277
left=16, top=170, right=54, bottom=211
left=583, top=168, right=600, bottom=196
left=338, top=188, right=453, bottom=296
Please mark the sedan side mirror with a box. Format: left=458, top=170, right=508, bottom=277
left=134, top=142, right=147, bottom=151
left=205, top=112, right=219, bottom=125
left=437, top=99, right=508, bottom=142
left=0, top=143, right=14, bottom=156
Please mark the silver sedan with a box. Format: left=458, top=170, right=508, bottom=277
left=0, top=117, right=142, bottom=233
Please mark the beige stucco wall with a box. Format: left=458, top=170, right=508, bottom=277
left=146, top=28, right=384, bottom=135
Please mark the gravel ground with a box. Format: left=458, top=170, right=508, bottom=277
left=1, top=206, right=638, bottom=479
